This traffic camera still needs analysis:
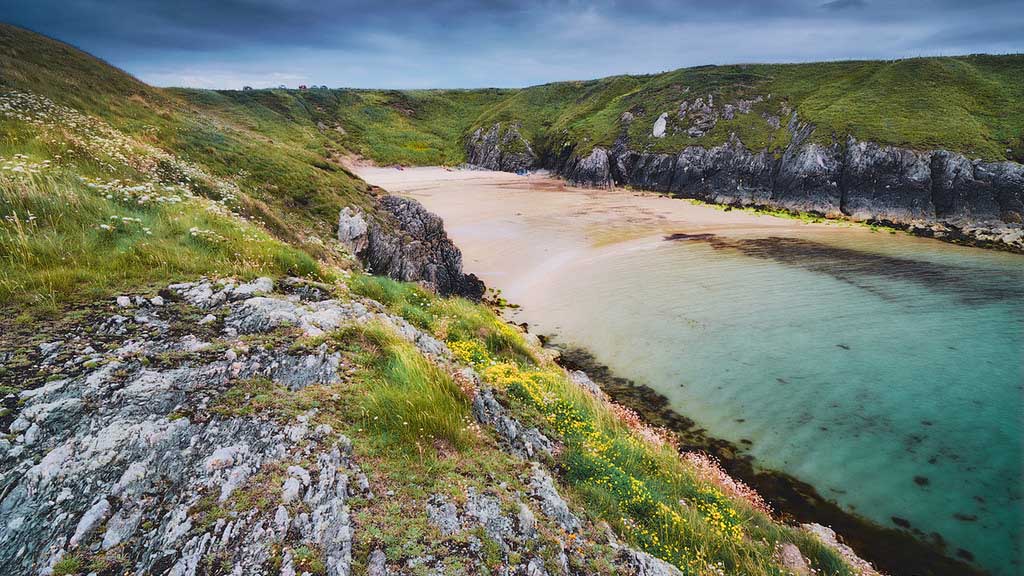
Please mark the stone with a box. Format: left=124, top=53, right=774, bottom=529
left=472, top=388, right=552, bottom=459
left=39, top=340, right=63, bottom=358
left=802, top=524, right=881, bottom=575
left=517, top=502, right=537, bottom=540
left=529, top=464, right=581, bottom=533
left=229, top=277, right=274, bottom=299
left=465, top=488, right=514, bottom=546
left=566, top=147, right=612, bottom=188
left=116, top=296, right=132, bottom=308
left=281, top=476, right=303, bottom=503
left=778, top=543, right=811, bottom=575
left=568, top=370, right=603, bottom=397
left=367, top=549, right=387, bottom=576
left=341, top=196, right=485, bottom=299
left=842, top=138, right=934, bottom=222
left=618, top=547, right=684, bottom=576
left=0, top=293, right=361, bottom=576
left=337, top=207, right=369, bottom=254
left=652, top=112, right=668, bottom=138
left=69, top=498, right=111, bottom=547
left=426, top=494, right=461, bottom=536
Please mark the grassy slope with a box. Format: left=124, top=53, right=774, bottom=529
left=0, top=23, right=382, bottom=310
left=321, top=56, right=1022, bottom=165
left=347, top=276, right=858, bottom=575
left=0, top=24, right=375, bottom=242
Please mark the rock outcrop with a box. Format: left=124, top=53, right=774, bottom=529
left=466, top=122, right=537, bottom=173
left=467, top=116, right=1024, bottom=251
left=0, top=275, right=725, bottom=576
left=338, top=196, right=485, bottom=299
left=0, top=278, right=378, bottom=576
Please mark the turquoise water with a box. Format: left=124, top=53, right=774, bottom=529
left=511, top=233, right=1023, bottom=575
left=361, top=167, right=1024, bottom=575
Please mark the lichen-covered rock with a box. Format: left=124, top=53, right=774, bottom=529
left=427, top=494, right=463, bottom=536
left=168, top=276, right=275, bottom=309
left=0, top=277, right=466, bottom=576
left=465, top=487, right=515, bottom=547
left=618, top=548, right=684, bottom=576
left=472, top=388, right=552, bottom=459
left=0, top=348, right=355, bottom=576
left=225, top=296, right=356, bottom=337
left=529, top=464, right=581, bottom=533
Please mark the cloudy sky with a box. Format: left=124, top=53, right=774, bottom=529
left=3, top=0, right=1022, bottom=89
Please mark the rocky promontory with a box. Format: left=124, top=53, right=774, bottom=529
left=337, top=195, right=485, bottom=299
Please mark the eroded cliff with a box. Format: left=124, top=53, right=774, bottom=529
left=466, top=115, right=1024, bottom=251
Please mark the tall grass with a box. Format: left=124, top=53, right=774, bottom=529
left=343, top=322, right=473, bottom=452
left=349, top=274, right=534, bottom=362
left=0, top=171, right=318, bottom=311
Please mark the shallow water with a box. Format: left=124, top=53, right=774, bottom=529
left=357, top=167, right=1024, bottom=575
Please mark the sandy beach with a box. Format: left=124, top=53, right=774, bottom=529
left=354, top=166, right=878, bottom=301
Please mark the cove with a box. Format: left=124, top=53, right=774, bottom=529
left=356, top=166, right=1024, bottom=576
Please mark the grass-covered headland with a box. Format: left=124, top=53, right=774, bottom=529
left=0, top=22, right=991, bottom=576
left=257, top=56, right=1023, bottom=167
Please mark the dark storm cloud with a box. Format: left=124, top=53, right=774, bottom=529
left=1, top=0, right=1021, bottom=88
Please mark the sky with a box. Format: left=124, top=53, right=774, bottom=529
left=2, top=0, right=1022, bottom=89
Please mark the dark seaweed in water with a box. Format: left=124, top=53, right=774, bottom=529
left=665, top=234, right=1024, bottom=306
left=663, top=233, right=717, bottom=241
left=553, top=344, right=986, bottom=576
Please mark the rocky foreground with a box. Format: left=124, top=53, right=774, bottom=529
left=0, top=274, right=875, bottom=576
left=0, top=276, right=678, bottom=575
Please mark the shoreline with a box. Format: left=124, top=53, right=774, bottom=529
left=544, top=340, right=985, bottom=576
left=355, top=165, right=1016, bottom=576
left=408, top=162, right=1023, bottom=255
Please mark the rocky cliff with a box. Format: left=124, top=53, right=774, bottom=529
left=338, top=195, right=485, bottom=299
left=467, top=115, right=1024, bottom=251
left=465, top=122, right=537, bottom=173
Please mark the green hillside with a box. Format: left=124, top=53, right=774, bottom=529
left=277, top=55, right=1023, bottom=165
left=0, top=23, right=383, bottom=310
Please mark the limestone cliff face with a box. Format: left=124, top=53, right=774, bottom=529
left=467, top=116, right=1024, bottom=251
left=338, top=196, right=485, bottom=299
left=465, top=122, right=537, bottom=173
